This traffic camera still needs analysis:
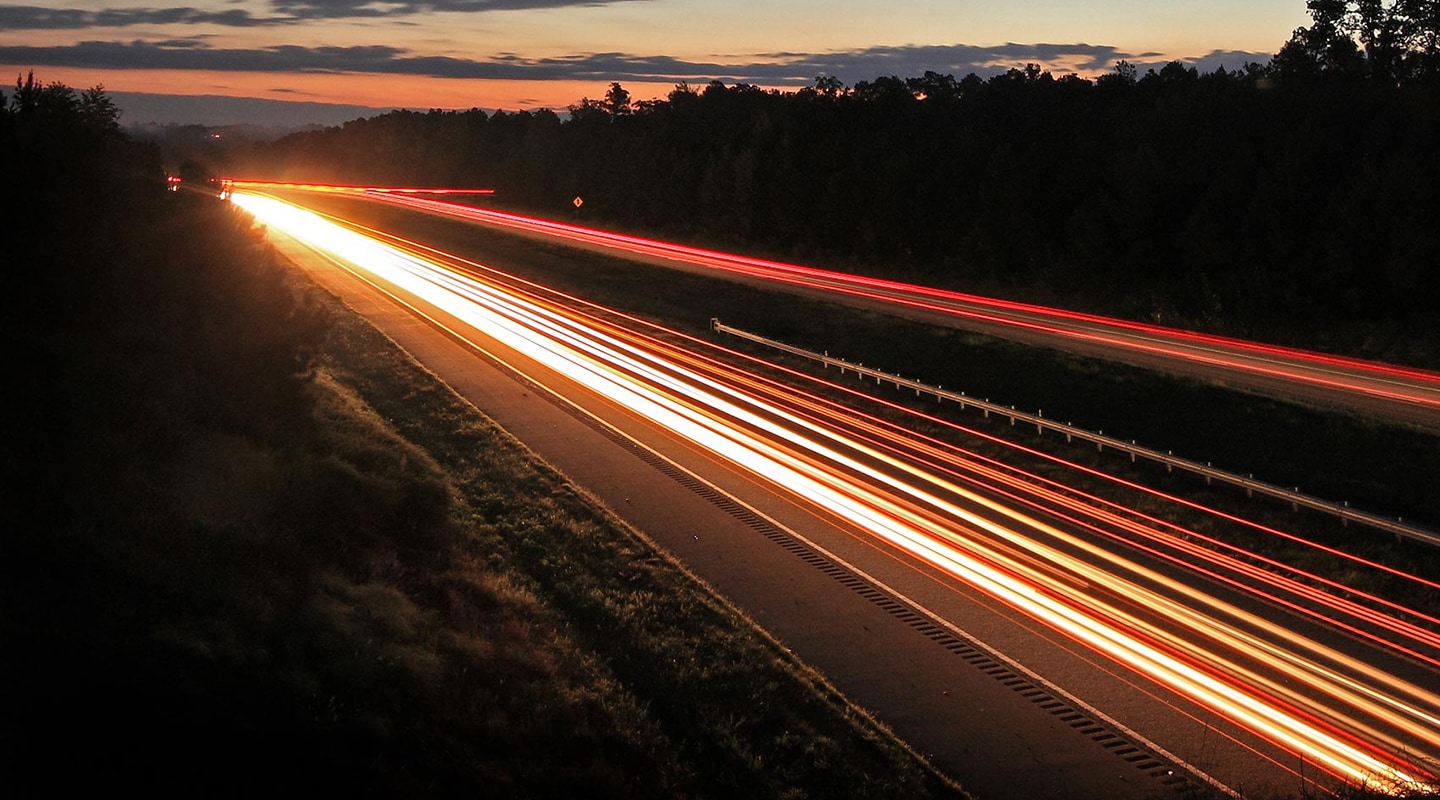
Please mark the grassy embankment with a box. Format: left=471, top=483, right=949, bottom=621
left=284, top=192, right=1440, bottom=622
left=2, top=190, right=963, bottom=798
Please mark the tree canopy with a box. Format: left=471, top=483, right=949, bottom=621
left=1274, top=0, right=1440, bottom=82
left=216, top=10, right=1440, bottom=362
left=236, top=66, right=1433, bottom=350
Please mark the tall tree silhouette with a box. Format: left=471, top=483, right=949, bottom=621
left=1275, top=0, right=1440, bottom=82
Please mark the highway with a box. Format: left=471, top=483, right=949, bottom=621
left=233, top=181, right=1440, bottom=431
left=232, top=189, right=1440, bottom=798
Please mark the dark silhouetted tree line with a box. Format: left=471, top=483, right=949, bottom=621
left=1274, top=0, right=1440, bottom=83
left=3, top=72, right=156, bottom=310
left=3, top=72, right=325, bottom=445
left=4, top=76, right=342, bottom=791
left=232, top=7, right=1440, bottom=355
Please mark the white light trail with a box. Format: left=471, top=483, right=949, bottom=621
left=233, top=191, right=1440, bottom=793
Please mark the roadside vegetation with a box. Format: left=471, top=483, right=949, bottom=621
left=1, top=76, right=962, bottom=797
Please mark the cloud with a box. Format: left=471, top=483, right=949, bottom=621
left=0, top=39, right=1273, bottom=86
left=109, top=89, right=396, bottom=127
left=760, top=43, right=1132, bottom=83
left=270, top=0, right=651, bottom=19
left=1180, top=49, right=1274, bottom=74
left=0, top=5, right=273, bottom=29
left=0, top=0, right=646, bottom=29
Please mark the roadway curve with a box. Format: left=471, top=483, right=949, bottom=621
left=234, top=190, right=1440, bottom=799
left=238, top=182, right=1440, bottom=431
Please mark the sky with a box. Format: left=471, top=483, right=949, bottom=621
left=1, top=0, right=1310, bottom=127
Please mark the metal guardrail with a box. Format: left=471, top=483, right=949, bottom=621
left=711, top=319, right=1440, bottom=549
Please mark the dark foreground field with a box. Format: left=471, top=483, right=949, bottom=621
left=1, top=183, right=963, bottom=798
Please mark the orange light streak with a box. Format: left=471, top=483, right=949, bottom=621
left=232, top=190, right=1440, bottom=793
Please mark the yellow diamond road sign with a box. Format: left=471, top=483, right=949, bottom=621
left=572, top=196, right=584, bottom=208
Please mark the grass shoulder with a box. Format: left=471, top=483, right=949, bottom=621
left=287, top=265, right=971, bottom=798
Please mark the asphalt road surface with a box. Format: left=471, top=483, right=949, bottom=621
left=236, top=190, right=1440, bottom=799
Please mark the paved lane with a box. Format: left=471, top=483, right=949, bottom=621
left=236, top=191, right=1440, bottom=798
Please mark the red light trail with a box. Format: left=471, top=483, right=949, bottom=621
left=232, top=189, right=1440, bottom=795
left=230, top=180, right=1440, bottom=428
